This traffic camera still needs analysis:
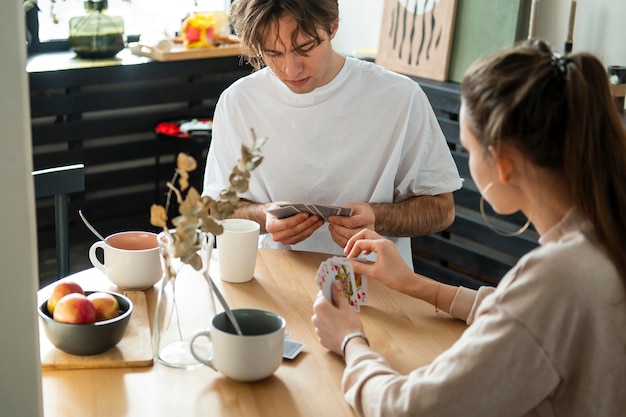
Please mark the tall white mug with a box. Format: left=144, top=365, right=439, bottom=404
left=217, top=219, right=260, bottom=283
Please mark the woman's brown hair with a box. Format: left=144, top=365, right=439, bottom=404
left=461, top=40, right=626, bottom=281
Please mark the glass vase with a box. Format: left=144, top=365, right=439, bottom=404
left=153, top=230, right=216, bottom=369
left=68, top=0, right=125, bottom=59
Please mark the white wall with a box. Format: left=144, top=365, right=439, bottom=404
left=335, top=0, right=385, bottom=55
left=334, top=0, right=626, bottom=71
left=0, top=2, right=43, bottom=417
left=537, top=0, right=626, bottom=67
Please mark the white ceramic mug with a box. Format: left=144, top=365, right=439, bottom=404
left=190, top=308, right=286, bottom=382
left=89, top=231, right=162, bottom=290
left=216, top=219, right=260, bottom=283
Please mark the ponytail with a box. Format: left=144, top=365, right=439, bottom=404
left=564, top=54, right=626, bottom=279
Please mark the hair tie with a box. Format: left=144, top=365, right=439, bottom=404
left=551, top=53, right=569, bottom=79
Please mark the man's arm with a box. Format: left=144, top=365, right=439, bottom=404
left=327, top=193, right=456, bottom=249
left=232, top=200, right=271, bottom=233
left=371, top=193, right=455, bottom=237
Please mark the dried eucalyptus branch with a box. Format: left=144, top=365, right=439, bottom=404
left=150, top=128, right=265, bottom=271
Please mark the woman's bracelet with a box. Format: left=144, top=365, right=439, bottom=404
left=341, top=332, right=369, bottom=357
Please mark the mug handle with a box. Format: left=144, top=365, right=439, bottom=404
left=88, top=241, right=107, bottom=275
left=190, top=329, right=217, bottom=370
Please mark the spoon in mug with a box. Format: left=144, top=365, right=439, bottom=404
left=79, top=210, right=105, bottom=241
left=207, top=276, right=243, bottom=336
left=199, top=235, right=243, bottom=336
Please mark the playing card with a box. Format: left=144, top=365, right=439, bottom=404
left=315, top=260, right=333, bottom=302
left=312, top=204, right=341, bottom=222
left=337, top=206, right=353, bottom=217
left=267, top=205, right=300, bottom=219
left=290, top=203, right=315, bottom=216
left=343, top=257, right=368, bottom=306
left=326, top=257, right=360, bottom=312
left=353, top=267, right=368, bottom=305
left=316, top=257, right=361, bottom=311
left=332, top=257, right=360, bottom=311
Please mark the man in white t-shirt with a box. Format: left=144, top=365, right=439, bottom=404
left=202, top=0, right=462, bottom=266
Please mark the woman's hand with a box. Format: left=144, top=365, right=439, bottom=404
left=343, top=229, right=415, bottom=293
left=312, top=281, right=365, bottom=356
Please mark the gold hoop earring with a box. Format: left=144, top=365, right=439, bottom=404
left=479, top=182, right=532, bottom=237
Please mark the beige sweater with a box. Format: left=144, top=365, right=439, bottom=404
left=343, top=208, right=626, bottom=417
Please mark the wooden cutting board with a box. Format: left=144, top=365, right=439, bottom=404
left=39, top=291, right=153, bottom=370
left=129, top=42, right=241, bottom=62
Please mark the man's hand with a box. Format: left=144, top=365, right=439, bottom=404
left=328, top=201, right=375, bottom=248
left=265, top=202, right=324, bottom=245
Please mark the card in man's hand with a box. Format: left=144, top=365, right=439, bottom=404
left=315, top=256, right=367, bottom=312
left=268, top=203, right=353, bottom=222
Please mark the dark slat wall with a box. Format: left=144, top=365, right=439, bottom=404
left=408, top=76, right=539, bottom=289
left=29, top=55, right=251, bottom=252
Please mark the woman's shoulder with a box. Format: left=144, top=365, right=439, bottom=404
left=495, top=227, right=623, bottom=321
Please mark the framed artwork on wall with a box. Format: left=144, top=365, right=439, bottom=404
left=376, top=0, right=458, bottom=82
left=447, top=0, right=526, bottom=83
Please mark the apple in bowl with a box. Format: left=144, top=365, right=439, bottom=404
left=46, top=280, right=84, bottom=315
left=39, top=289, right=133, bottom=355
left=53, top=293, right=97, bottom=324
left=87, top=292, right=120, bottom=321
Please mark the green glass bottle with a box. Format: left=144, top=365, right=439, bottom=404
left=69, top=0, right=125, bottom=59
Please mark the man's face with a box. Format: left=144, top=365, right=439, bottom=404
left=260, top=15, right=338, bottom=94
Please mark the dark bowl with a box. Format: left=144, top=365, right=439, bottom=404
left=38, top=291, right=133, bottom=356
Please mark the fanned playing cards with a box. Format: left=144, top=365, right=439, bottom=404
left=268, top=203, right=353, bottom=222
left=315, top=257, right=368, bottom=312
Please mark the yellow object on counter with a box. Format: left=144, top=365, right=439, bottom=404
left=181, top=11, right=229, bottom=49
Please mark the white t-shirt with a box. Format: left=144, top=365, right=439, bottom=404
left=203, top=56, right=462, bottom=264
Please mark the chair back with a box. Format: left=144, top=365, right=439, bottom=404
left=33, top=164, right=85, bottom=279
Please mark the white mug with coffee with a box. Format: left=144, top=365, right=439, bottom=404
left=189, top=308, right=286, bottom=382
left=89, top=231, right=162, bottom=290
left=216, top=219, right=260, bottom=283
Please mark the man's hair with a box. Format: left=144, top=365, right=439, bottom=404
left=230, top=0, right=339, bottom=70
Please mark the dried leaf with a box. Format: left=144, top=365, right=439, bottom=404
left=178, top=187, right=201, bottom=217
left=177, top=153, right=197, bottom=173
left=178, top=169, right=190, bottom=191
left=150, top=204, right=168, bottom=228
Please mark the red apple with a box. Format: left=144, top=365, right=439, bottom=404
left=47, top=281, right=84, bottom=315
left=53, top=293, right=96, bottom=324
left=87, top=292, right=120, bottom=321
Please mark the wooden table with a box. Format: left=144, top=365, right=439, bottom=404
left=38, top=249, right=467, bottom=417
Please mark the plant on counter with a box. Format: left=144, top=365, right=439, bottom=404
left=150, top=127, right=263, bottom=369
left=149, top=128, right=265, bottom=274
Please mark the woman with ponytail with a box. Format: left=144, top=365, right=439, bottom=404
left=312, top=40, right=626, bottom=416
